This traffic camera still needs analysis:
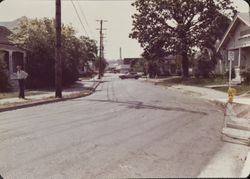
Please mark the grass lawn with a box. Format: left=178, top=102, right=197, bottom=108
left=157, top=76, right=250, bottom=96
left=0, top=78, right=92, bottom=100
left=79, top=76, right=93, bottom=80
left=157, top=77, right=228, bottom=87
left=0, top=91, right=47, bottom=100
left=212, top=85, right=250, bottom=96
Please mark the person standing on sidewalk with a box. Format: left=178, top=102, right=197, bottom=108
left=16, top=65, right=28, bottom=99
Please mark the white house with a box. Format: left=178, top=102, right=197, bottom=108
left=0, top=26, right=27, bottom=77
left=217, top=13, right=250, bottom=83
left=0, top=25, right=27, bottom=89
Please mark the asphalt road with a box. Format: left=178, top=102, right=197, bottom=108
left=0, top=74, right=248, bottom=178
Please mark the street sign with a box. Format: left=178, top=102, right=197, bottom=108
left=228, top=51, right=234, bottom=61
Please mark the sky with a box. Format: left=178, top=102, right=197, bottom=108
left=0, top=0, right=249, bottom=60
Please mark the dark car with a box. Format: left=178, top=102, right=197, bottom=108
left=119, top=72, right=141, bottom=79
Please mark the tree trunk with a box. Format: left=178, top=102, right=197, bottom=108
left=182, top=51, right=189, bottom=77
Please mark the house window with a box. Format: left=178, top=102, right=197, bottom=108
left=0, top=50, right=9, bottom=70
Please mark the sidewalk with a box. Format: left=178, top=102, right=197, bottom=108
left=142, top=77, right=250, bottom=105
left=143, top=78, right=250, bottom=177
left=0, top=77, right=100, bottom=112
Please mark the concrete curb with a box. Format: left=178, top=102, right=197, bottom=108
left=207, top=99, right=226, bottom=109
left=0, top=81, right=100, bottom=113
left=181, top=91, right=250, bottom=178
left=198, top=99, right=250, bottom=177
left=149, top=81, right=250, bottom=177
left=241, top=151, right=250, bottom=177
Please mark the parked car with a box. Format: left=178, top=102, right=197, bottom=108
left=119, top=72, right=141, bottom=79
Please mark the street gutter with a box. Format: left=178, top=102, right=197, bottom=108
left=144, top=80, right=250, bottom=177
left=170, top=86, right=250, bottom=178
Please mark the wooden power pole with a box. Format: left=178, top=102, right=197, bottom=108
left=120, top=47, right=122, bottom=60
left=96, top=20, right=107, bottom=79
left=98, top=20, right=103, bottom=79
left=55, top=0, right=62, bottom=98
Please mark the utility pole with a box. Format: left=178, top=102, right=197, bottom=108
left=98, top=20, right=103, bottom=79
left=96, top=20, right=107, bottom=79
left=55, top=0, right=62, bottom=98
left=120, top=47, right=122, bottom=60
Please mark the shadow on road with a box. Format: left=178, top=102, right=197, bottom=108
left=79, top=99, right=207, bottom=116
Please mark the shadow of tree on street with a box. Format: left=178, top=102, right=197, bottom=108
left=82, top=99, right=207, bottom=116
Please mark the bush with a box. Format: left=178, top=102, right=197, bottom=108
left=195, top=52, right=214, bottom=78
left=241, top=67, right=250, bottom=84
left=224, top=67, right=235, bottom=79
left=0, top=52, right=10, bottom=92
left=0, top=70, right=10, bottom=92
left=10, top=18, right=98, bottom=89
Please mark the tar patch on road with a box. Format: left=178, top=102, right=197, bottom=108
left=86, top=99, right=208, bottom=115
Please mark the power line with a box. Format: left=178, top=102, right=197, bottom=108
left=40, top=0, right=134, bottom=1
left=70, top=0, right=89, bottom=37
left=75, top=0, right=94, bottom=37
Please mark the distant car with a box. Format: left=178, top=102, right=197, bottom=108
left=119, top=72, right=141, bottom=79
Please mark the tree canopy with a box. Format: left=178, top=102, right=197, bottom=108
left=243, top=0, right=250, bottom=7
left=130, top=0, right=236, bottom=77
left=10, top=18, right=97, bottom=88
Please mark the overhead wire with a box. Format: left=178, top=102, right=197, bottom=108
left=70, top=0, right=90, bottom=37
left=75, top=0, right=94, bottom=37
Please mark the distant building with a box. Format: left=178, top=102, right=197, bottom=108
left=161, top=55, right=182, bottom=76
left=119, top=64, right=131, bottom=73
left=123, top=58, right=145, bottom=73
left=123, top=58, right=142, bottom=65
left=217, top=13, right=250, bottom=83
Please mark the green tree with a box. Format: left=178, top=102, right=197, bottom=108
left=130, top=0, right=235, bottom=77
left=244, top=0, right=250, bottom=7
left=10, top=18, right=97, bottom=88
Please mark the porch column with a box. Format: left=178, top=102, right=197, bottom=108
left=8, top=50, right=13, bottom=75
left=23, top=52, right=27, bottom=70
left=233, top=48, right=241, bottom=83
left=238, top=48, right=241, bottom=67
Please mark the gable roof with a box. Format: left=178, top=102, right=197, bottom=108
left=238, top=13, right=250, bottom=26
left=217, top=13, right=250, bottom=52
left=0, top=25, right=12, bottom=45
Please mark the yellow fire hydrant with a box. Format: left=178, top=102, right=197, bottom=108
left=228, top=87, right=237, bottom=103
